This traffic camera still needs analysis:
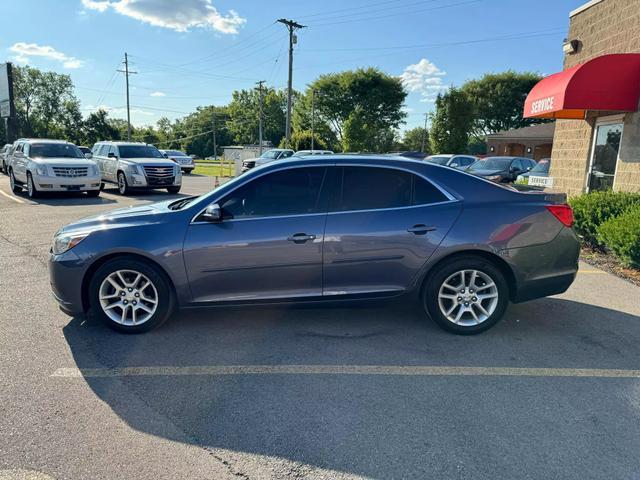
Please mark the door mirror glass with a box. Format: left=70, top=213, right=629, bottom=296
left=202, top=203, right=222, bottom=222
left=84, top=152, right=93, bottom=159
left=107, top=152, right=116, bottom=158
left=162, top=153, right=168, bottom=158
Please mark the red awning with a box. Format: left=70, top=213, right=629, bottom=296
left=524, top=53, right=640, bottom=119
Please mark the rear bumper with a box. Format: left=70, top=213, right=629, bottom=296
left=507, top=227, right=580, bottom=303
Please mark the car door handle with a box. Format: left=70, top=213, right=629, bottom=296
left=287, top=233, right=316, bottom=243
left=407, top=224, right=436, bottom=235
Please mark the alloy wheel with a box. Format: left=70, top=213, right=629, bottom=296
left=118, top=174, right=126, bottom=194
left=27, top=175, right=34, bottom=197
left=99, top=269, right=158, bottom=325
left=437, top=269, right=499, bottom=326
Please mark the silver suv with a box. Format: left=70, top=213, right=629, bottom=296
left=0, top=143, right=12, bottom=174
left=8, top=139, right=101, bottom=198
left=92, top=141, right=181, bottom=195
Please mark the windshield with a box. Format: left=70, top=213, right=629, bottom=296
left=260, top=150, right=282, bottom=160
left=469, top=157, right=511, bottom=170
left=165, top=150, right=188, bottom=157
left=530, top=159, right=550, bottom=174
left=427, top=156, right=451, bottom=165
left=30, top=143, right=84, bottom=159
left=119, top=145, right=164, bottom=158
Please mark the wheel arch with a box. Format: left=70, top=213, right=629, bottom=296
left=81, top=252, right=177, bottom=312
left=419, top=250, right=518, bottom=302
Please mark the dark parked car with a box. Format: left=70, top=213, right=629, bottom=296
left=448, top=155, right=479, bottom=170
left=49, top=156, right=579, bottom=335
left=425, top=154, right=454, bottom=165
left=466, top=156, right=537, bottom=183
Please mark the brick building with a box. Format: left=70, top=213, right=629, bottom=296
left=486, top=123, right=555, bottom=161
left=523, top=0, right=640, bottom=195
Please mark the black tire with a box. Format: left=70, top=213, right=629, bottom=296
left=1, top=161, right=6, bottom=175
left=167, top=186, right=181, bottom=194
left=99, top=182, right=105, bottom=191
left=86, top=189, right=100, bottom=198
left=89, top=257, right=175, bottom=333
left=117, top=171, right=130, bottom=195
left=423, top=255, right=509, bottom=335
left=27, top=172, right=40, bottom=198
left=9, top=169, right=22, bottom=193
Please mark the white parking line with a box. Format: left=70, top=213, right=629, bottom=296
left=0, top=188, right=25, bottom=204
left=51, top=365, right=640, bottom=379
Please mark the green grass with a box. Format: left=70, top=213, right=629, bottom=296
left=192, top=163, right=234, bottom=177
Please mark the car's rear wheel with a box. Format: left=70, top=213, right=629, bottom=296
left=27, top=172, right=40, bottom=198
left=423, top=255, right=509, bottom=334
left=117, top=171, right=130, bottom=195
left=89, top=257, right=175, bottom=333
left=9, top=169, right=21, bottom=193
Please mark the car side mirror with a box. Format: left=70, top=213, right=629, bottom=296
left=84, top=152, right=93, bottom=159
left=163, top=153, right=168, bottom=158
left=107, top=152, right=116, bottom=159
left=202, top=203, right=222, bottom=222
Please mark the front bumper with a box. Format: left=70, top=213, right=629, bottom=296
left=49, top=250, right=86, bottom=315
left=36, top=174, right=101, bottom=192
left=126, top=171, right=182, bottom=189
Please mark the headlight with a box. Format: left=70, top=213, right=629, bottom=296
left=175, top=165, right=181, bottom=175
left=127, top=163, right=143, bottom=175
left=35, top=165, right=48, bottom=176
left=52, top=231, right=90, bottom=255
left=90, top=164, right=99, bottom=176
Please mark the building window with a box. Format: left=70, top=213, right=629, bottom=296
left=587, top=121, right=623, bottom=192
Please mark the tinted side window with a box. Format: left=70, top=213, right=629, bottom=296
left=335, top=167, right=411, bottom=211
left=512, top=159, right=523, bottom=171
left=412, top=175, right=448, bottom=205
left=220, top=167, right=327, bottom=219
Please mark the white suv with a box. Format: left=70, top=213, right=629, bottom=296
left=8, top=139, right=101, bottom=198
left=92, top=141, right=181, bottom=195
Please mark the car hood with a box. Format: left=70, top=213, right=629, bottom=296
left=32, top=158, right=96, bottom=167
left=468, top=169, right=506, bottom=176
left=58, top=200, right=174, bottom=234
left=122, top=158, right=177, bottom=166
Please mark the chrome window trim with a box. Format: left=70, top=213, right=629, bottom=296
left=189, top=161, right=457, bottom=224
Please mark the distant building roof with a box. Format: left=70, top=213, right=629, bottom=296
left=487, top=123, right=555, bottom=141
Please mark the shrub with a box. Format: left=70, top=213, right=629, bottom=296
left=598, top=205, right=640, bottom=268
left=569, top=191, right=640, bottom=246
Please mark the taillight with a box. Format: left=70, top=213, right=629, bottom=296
left=545, top=204, right=574, bottom=227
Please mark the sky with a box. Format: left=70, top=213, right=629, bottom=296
left=1, top=0, right=587, bottom=131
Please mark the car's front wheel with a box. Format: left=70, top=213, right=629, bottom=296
left=89, top=257, right=175, bottom=333
left=27, top=172, right=40, bottom=198
left=117, top=171, right=130, bottom=195
left=423, top=255, right=509, bottom=335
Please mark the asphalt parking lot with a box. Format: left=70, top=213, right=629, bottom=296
left=1, top=174, right=640, bottom=480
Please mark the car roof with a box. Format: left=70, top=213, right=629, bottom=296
left=25, top=139, right=72, bottom=145
left=96, top=141, right=148, bottom=146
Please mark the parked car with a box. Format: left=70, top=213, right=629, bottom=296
left=448, top=155, right=479, bottom=170
left=293, top=150, right=334, bottom=157
left=49, top=156, right=579, bottom=335
left=0, top=143, right=12, bottom=174
left=8, top=139, right=101, bottom=198
left=394, top=151, right=429, bottom=160
left=77, top=146, right=92, bottom=156
left=517, top=158, right=551, bottom=185
left=465, top=156, right=537, bottom=183
left=160, top=149, right=196, bottom=174
left=92, top=141, right=182, bottom=195
left=425, top=154, right=454, bottom=164
left=242, top=148, right=294, bottom=172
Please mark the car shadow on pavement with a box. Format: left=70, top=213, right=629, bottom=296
left=101, top=186, right=192, bottom=202
left=61, top=298, right=640, bottom=479
left=14, top=191, right=118, bottom=206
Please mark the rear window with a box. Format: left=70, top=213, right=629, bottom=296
left=470, top=157, right=511, bottom=170
left=29, top=143, right=83, bottom=159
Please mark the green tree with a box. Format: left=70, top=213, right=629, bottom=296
left=227, top=87, right=286, bottom=147
left=400, top=126, right=430, bottom=153
left=460, top=71, right=547, bottom=141
left=278, top=130, right=328, bottom=151
left=84, top=109, right=120, bottom=145
left=429, top=88, right=474, bottom=154
left=296, top=68, right=407, bottom=152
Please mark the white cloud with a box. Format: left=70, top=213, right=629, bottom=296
left=400, top=58, right=448, bottom=103
left=81, top=0, right=246, bottom=34
left=150, top=91, right=166, bottom=97
left=9, top=42, right=83, bottom=69
left=83, top=104, right=154, bottom=117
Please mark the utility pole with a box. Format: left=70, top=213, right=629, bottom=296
left=256, top=80, right=265, bottom=155
left=117, top=53, right=137, bottom=141
left=420, top=113, right=429, bottom=153
left=277, top=18, right=305, bottom=146
left=311, top=89, right=315, bottom=151
left=212, top=109, right=217, bottom=161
